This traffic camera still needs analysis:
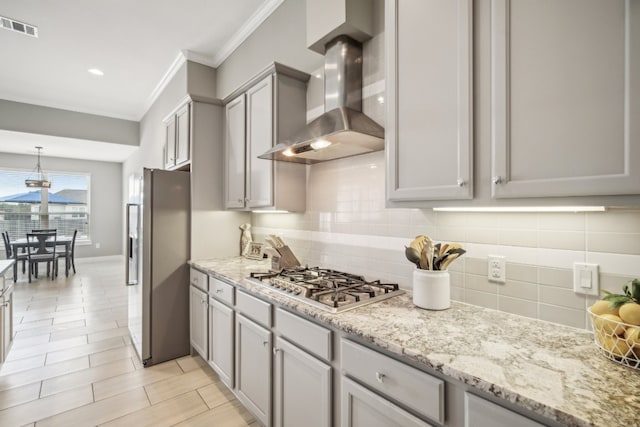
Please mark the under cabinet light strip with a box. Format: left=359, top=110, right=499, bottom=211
left=432, top=206, right=607, bottom=213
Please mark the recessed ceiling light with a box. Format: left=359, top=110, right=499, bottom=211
left=88, top=68, right=104, bottom=76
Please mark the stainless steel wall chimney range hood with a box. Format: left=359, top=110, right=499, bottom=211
left=259, top=35, right=384, bottom=164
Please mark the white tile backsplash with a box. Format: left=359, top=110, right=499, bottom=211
left=252, top=150, right=640, bottom=330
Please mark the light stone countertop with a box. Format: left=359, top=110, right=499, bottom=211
left=0, top=259, right=14, bottom=277
left=190, top=257, right=640, bottom=427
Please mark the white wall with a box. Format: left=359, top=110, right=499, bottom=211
left=0, top=152, right=122, bottom=258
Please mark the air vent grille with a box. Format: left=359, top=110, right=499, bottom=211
left=0, top=15, right=38, bottom=38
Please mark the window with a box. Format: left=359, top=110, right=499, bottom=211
left=0, top=168, right=90, bottom=241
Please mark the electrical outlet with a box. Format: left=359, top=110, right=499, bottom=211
left=488, top=255, right=506, bottom=283
left=573, top=262, right=599, bottom=296
left=95, top=242, right=101, bottom=249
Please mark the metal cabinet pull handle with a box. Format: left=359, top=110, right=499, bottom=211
left=237, top=198, right=243, bottom=203
left=375, top=372, right=385, bottom=383
left=273, top=347, right=280, bottom=355
left=457, top=179, right=465, bottom=187
left=263, top=340, right=269, bottom=347
left=216, top=289, right=223, bottom=294
left=492, top=176, right=503, bottom=184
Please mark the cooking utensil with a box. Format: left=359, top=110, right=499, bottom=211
left=405, top=246, right=421, bottom=268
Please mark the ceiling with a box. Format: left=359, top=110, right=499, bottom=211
left=0, top=0, right=282, bottom=162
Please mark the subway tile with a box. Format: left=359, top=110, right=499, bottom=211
left=464, top=289, right=498, bottom=310
left=497, top=296, right=537, bottom=319
left=498, top=229, right=538, bottom=247
left=464, top=258, right=487, bottom=276
left=539, top=285, right=586, bottom=310
left=586, top=210, right=640, bottom=233
left=598, top=273, right=636, bottom=294
left=538, top=267, right=573, bottom=289
left=465, top=228, right=499, bottom=245
left=538, top=303, right=586, bottom=329
left=506, top=263, right=537, bottom=283
left=499, top=280, right=538, bottom=302
left=538, top=230, right=585, bottom=251
left=451, top=286, right=464, bottom=302
left=537, top=212, right=585, bottom=231
left=465, top=274, right=497, bottom=294
left=587, top=232, right=640, bottom=255
left=434, top=226, right=466, bottom=243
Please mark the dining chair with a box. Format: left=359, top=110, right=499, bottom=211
left=57, top=229, right=78, bottom=276
left=26, top=231, right=57, bottom=283
left=3, top=231, right=28, bottom=282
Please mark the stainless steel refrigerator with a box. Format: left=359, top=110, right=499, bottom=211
left=127, top=168, right=190, bottom=367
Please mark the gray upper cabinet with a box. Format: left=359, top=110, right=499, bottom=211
left=491, top=0, right=640, bottom=199
left=164, top=101, right=191, bottom=170
left=224, top=95, right=247, bottom=209
left=223, top=63, right=309, bottom=212
left=386, top=0, right=473, bottom=202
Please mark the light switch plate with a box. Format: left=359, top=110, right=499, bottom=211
left=573, top=262, right=599, bottom=296
left=488, top=255, right=506, bottom=284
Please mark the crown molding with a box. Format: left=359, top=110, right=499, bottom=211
left=210, top=0, right=285, bottom=68
left=140, top=0, right=284, bottom=120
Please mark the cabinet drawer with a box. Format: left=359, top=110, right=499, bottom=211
left=209, top=276, right=234, bottom=306
left=465, top=392, right=544, bottom=427
left=190, top=268, right=208, bottom=292
left=275, top=308, right=332, bottom=361
left=341, top=339, right=444, bottom=424
left=236, top=290, right=271, bottom=327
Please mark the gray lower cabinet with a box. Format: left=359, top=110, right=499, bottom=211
left=208, top=297, right=234, bottom=388
left=341, top=377, right=432, bottom=427
left=189, top=285, right=208, bottom=359
left=0, top=271, right=13, bottom=364
left=464, top=392, right=544, bottom=427
left=236, top=313, right=272, bottom=426
left=273, top=336, right=331, bottom=427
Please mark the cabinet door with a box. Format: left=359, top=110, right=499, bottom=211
left=208, top=297, right=234, bottom=388
left=189, top=285, right=208, bottom=359
left=246, top=75, right=274, bottom=208
left=175, top=103, right=191, bottom=166
left=341, top=378, right=432, bottom=427
left=386, top=0, right=473, bottom=201
left=465, top=392, right=543, bottom=427
left=164, top=118, right=176, bottom=169
left=491, top=0, right=640, bottom=198
left=273, top=337, right=331, bottom=427
left=224, top=95, right=247, bottom=209
left=236, top=313, right=271, bottom=426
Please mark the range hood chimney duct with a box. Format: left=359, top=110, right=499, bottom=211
left=259, top=35, right=384, bottom=164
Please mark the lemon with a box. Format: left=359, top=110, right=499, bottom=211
left=619, top=303, right=640, bottom=326
left=590, top=300, right=620, bottom=316
left=601, top=335, right=631, bottom=358
left=624, top=326, right=640, bottom=358
left=594, top=313, right=626, bottom=336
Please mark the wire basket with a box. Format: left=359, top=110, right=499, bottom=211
left=588, top=307, right=640, bottom=370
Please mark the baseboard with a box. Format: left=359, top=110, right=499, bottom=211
left=75, top=255, right=124, bottom=264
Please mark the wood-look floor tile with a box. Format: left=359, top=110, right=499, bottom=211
left=99, top=390, right=208, bottom=427
left=175, top=355, right=208, bottom=373
left=0, top=382, right=41, bottom=411
left=36, top=387, right=150, bottom=427
left=14, top=319, right=53, bottom=333
left=174, top=400, right=254, bottom=427
left=89, top=345, right=138, bottom=367
left=197, top=380, right=236, bottom=409
left=0, top=357, right=89, bottom=392
left=49, top=321, right=118, bottom=342
left=40, top=358, right=134, bottom=397
left=0, top=385, right=93, bottom=426
left=14, top=320, right=87, bottom=340
left=45, top=336, right=125, bottom=365
left=144, top=368, right=216, bottom=405
left=93, top=360, right=183, bottom=401
left=20, top=308, right=84, bottom=324
left=12, top=334, right=52, bottom=350
left=0, top=354, right=46, bottom=376
left=6, top=336, right=87, bottom=362
left=87, top=326, right=130, bottom=343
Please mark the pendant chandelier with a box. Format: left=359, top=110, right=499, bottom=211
left=25, top=146, right=51, bottom=188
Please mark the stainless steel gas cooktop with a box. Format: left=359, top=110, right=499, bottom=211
left=248, top=266, right=404, bottom=313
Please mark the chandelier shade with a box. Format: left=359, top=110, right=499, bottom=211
left=25, top=146, right=51, bottom=188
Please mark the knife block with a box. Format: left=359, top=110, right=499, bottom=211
left=275, top=245, right=300, bottom=269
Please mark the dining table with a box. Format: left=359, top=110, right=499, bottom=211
left=9, top=236, right=73, bottom=281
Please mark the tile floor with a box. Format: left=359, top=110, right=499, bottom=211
left=0, top=257, right=256, bottom=426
